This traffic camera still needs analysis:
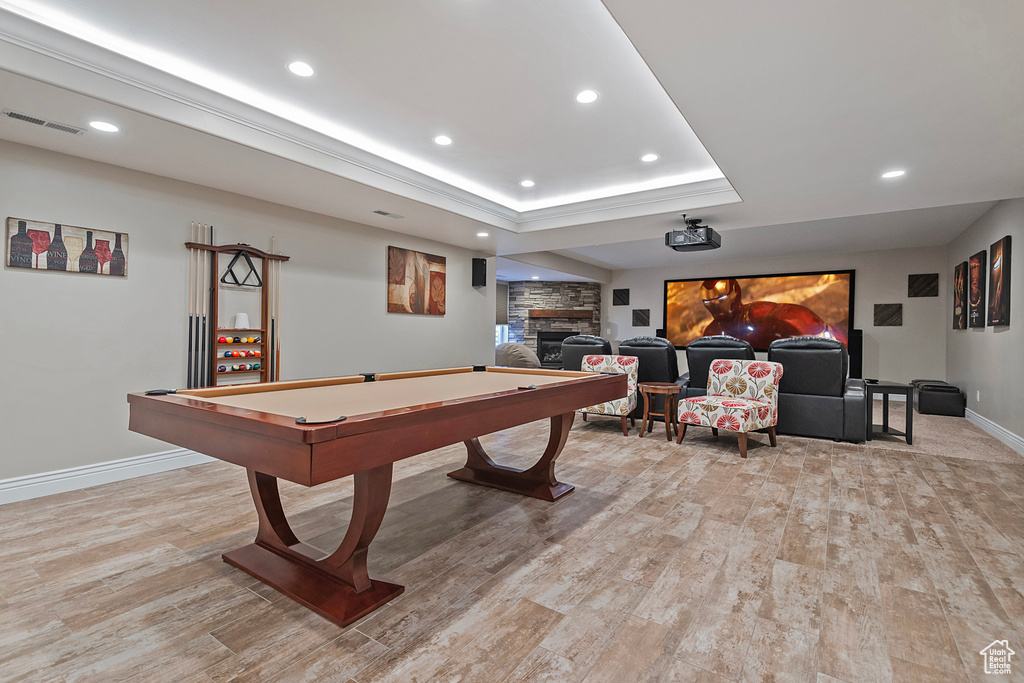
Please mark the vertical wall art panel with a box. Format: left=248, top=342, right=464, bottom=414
left=968, top=250, right=986, bottom=328
left=6, top=217, right=127, bottom=276
left=953, top=261, right=967, bottom=330
left=387, top=246, right=446, bottom=315
left=988, top=236, right=1011, bottom=326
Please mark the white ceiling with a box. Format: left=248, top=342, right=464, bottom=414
left=495, top=257, right=598, bottom=284
left=0, top=0, right=1022, bottom=275
left=554, top=202, right=998, bottom=271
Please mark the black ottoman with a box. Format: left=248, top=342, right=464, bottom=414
left=918, top=383, right=965, bottom=417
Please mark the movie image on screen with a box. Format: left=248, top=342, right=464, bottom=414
left=664, top=270, right=855, bottom=350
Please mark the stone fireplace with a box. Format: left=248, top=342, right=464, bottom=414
left=507, top=281, right=602, bottom=358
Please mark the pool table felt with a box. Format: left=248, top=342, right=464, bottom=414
left=188, top=370, right=581, bottom=423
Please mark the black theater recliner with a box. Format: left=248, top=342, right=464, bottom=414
left=619, top=336, right=681, bottom=417
left=679, top=335, right=755, bottom=398
left=767, top=337, right=867, bottom=442
left=560, top=335, right=612, bottom=371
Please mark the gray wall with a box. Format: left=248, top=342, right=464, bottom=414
left=946, top=198, right=1024, bottom=437
left=603, top=245, right=949, bottom=383
left=0, top=140, right=494, bottom=480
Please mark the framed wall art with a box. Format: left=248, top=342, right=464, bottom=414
left=952, top=261, right=967, bottom=330
left=968, top=250, right=986, bottom=328
left=6, top=217, right=127, bottom=276
left=988, top=236, right=1011, bottom=326
left=387, top=246, right=446, bottom=315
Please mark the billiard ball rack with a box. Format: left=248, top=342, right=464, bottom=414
left=216, top=328, right=266, bottom=375
left=185, top=234, right=289, bottom=388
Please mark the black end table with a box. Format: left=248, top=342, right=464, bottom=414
left=866, top=381, right=913, bottom=444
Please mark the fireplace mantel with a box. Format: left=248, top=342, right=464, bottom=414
left=527, top=309, right=593, bottom=319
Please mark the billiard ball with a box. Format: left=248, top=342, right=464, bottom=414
left=255, top=350, right=261, bottom=357
left=218, top=336, right=227, bottom=343
left=219, top=365, right=226, bottom=372
left=255, top=336, right=261, bottom=342
left=233, top=337, right=241, bottom=343
left=233, top=351, right=241, bottom=358
left=253, top=363, right=260, bottom=370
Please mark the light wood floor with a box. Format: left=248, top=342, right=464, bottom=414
left=2, top=415, right=1023, bottom=682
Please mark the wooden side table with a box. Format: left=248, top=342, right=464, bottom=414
left=638, top=382, right=681, bottom=441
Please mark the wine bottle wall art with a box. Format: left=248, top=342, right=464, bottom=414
left=5, top=218, right=128, bottom=276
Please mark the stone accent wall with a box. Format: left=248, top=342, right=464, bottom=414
left=508, top=281, right=602, bottom=353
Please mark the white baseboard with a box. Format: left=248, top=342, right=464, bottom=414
left=0, top=448, right=214, bottom=505
left=966, top=409, right=1024, bottom=456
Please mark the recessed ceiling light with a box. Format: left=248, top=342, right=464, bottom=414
left=287, top=61, right=315, bottom=77
left=881, top=169, right=905, bottom=179
left=575, top=90, right=599, bottom=104
left=520, top=180, right=535, bottom=188
left=641, top=153, right=660, bottom=163
left=476, top=232, right=489, bottom=237
left=531, top=275, right=540, bottom=280
left=89, top=121, right=118, bottom=133
left=434, top=135, right=452, bottom=146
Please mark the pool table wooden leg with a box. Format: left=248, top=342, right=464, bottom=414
left=448, top=411, right=575, bottom=502
left=222, top=465, right=404, bottom=627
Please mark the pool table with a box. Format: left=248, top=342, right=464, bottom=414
left=127, top=365, right=625, bottom=626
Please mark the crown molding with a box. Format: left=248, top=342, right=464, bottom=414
left=0, top=7, right=738, bottom=233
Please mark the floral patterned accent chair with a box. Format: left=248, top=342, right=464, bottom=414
left=676, top=359, right=783, bottom=458
left=579, top=354, right=639, bottom=436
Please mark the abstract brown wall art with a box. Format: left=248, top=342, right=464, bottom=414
left=988, top=236, right=1011, bottom=326
left=6, top=217, right=128, bottom=276
left=953, top=261, right=967, bottom=330
left=387, top=246, right=446, bottom=315
left=968, top=250, right=986, bottom=328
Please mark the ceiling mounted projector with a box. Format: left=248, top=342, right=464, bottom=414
left=665, top=215, right=721, bottom=251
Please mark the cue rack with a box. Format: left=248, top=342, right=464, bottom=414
left=185, top=225, right=290, bottom=387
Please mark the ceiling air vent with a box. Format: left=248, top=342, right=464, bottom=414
left=372, top=210, right=404, bottom=219
left=2, top=109, right=86, bottom=135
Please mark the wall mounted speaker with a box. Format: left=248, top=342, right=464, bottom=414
left=472, top=258, right=486, bottom=287
left=848, top=328, right=863, bottom=379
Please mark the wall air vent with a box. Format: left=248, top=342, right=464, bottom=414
left=372, top=210, right=405, bottom=219
left=2, top=109, right=85, bottom=135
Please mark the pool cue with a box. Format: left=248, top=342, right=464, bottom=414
left=269, top=258, right=276, bottom=382
left=207, top=224, right=215, bottom=386
left=193, top=223, right=202, bottom=389
left=208, top=224, right=216, bottom=385
left=199, top=223, right=209, bottom=387
left=273, top=247, right=282, bottom=381
left=187, top=222, right=196, bottom=389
